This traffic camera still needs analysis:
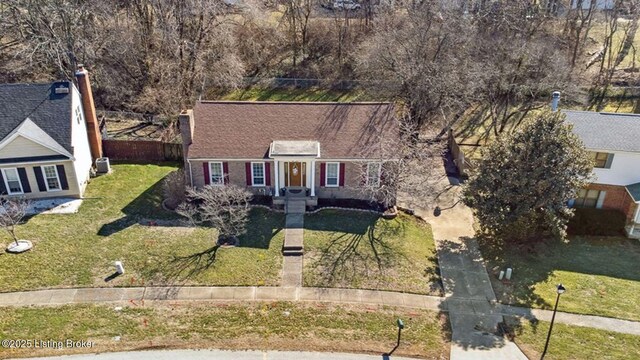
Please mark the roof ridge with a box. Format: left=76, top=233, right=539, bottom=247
left=0, top=81, right=69, bottom=87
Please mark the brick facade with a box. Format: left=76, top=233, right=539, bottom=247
left=188, top=159, right=369, bottom=200
left=587, top=183, right=638, bottom=223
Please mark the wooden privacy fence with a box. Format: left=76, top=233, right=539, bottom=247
left=102, top=140, right=183, bottom=162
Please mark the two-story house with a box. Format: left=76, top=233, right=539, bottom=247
left=564, top=110, right=640, bottom=238
left=0, top=65, right=102, bottom=199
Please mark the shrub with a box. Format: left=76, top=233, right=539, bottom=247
left=162, top=169, right=186, bottom=210
left=567, top=208, right=626, bottom=236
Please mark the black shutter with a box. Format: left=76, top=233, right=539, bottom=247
left=0, top=171, right=6, bottom=195
left=605, top=153, right=614, bottom=169
left=17, top=168, right=31, bottom=193
left=33, top=166, right=47, bottom=192
left=56, top=165, right=69, bottom=190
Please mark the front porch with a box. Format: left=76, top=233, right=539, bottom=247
left=270, top=140, right=320, bottom=208
left=273, top=187, right=318, bottom=207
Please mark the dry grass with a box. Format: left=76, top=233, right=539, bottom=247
left=0, top=302, right=451, bottom=359
left=509, top=316, right=640, bottom=360
left=303, top=210, right=441, bottom=295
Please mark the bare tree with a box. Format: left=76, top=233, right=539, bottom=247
left=564, top=0, right=598, bottom=68
left=351, top=118, right=445, bottom=209
left=0, top=197, right=31, bottom=248
left=358, top=1, right=479, bottom=133
left=177, top=185, right=253, bottom=243
left=469, top=1, right=573, bottom=138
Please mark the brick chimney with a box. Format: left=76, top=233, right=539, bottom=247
left=75, top=64, right=103, bottom=162
left=179, top=109, right=194, bottom=185
left=179, top=109, right=194, bottom=157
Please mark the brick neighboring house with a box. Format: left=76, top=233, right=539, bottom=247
left=563, top=110, right=640, bottom=238
left=0, top=65, right=102, bottom=199
left=179, top=101, right=398, bottom=207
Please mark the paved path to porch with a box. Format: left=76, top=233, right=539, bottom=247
left=281, top=199, right=306, bottom=287
left=403, top=176, right=528, bottom=360
left=1, top=286, right=639, bottom=336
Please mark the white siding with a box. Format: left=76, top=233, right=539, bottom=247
left=0, top=136, right=59, bottom=158
left=591, top=150, right=640, bottom=186
left=571, top=0, right=614, bottom=10
left=0, top=161, right=81, bottom=199
left=70, top=85, right=93, bottom=196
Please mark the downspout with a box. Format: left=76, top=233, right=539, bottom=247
left=187, top=159, right=194, bottom=188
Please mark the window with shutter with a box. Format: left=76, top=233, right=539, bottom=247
left=251, top=162, right=265, bottom=186
left=209, top=162, right=224, bottom=185
left=42, top=165, right=61, bottom=191
left=1, top=168, right=23, bottom=195
left=366, top=163, right=381, bottom=186
left=325, top=162, right=339, bottom=187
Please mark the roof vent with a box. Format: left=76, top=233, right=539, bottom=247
left=54, top=86, right=70, bottom=94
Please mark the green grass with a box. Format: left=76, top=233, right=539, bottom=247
left=481, top=236, right=640, bottom=321
left=218, top=87, right=372, bottom=102
left=303, top=210, right=441, bottom=295
left=0, top=302, right=450, bottom=359
left=0, top=164, right=285, bottom=291
left=510, top=317, right=640, bottom=360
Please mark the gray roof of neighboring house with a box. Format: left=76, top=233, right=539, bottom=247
left=626, top=182, right=640, bottom=202
left=0, top=82, right=73, bottom=154
left=562, top=110, right=640, bottom=153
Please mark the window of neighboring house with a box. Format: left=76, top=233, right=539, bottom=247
left=367, top=162, right=381, bottom=186
left=42, top=165, right=61, bottom=191
left=209, top=162, right=224, bottom=185
left=74, top=106, right=82, bottom=124
left=326, top=162, right=339, bottom=187
left=591, top=152, right=613, bottom=168
left=2, top=168, right=23, bottom=195
left=252, top=162, right=265, bottom=186
left=574, top=189, right=603, bottom=208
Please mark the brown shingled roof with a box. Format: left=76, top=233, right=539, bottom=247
left=188, top=101, right=398, bottom=159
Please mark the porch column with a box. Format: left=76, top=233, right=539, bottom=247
left=310, top=160, right=316, bottom=197
left=274, top=160, right=280, bottom=197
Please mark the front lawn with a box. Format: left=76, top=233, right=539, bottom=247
left=0, top=164, right=284, bottom=291
left=303, top=210, right=441, bottom=295
left=481, top=236, right=640, bottom=321
left=509, top=317, right=640, bottom=360
left=0, top=302, right=450, bottom=359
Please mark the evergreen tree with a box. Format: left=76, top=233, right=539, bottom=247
left=463, top=110, right=592, bottom=244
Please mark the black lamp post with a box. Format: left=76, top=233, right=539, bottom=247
left=385, top=318, right=404, bottom=357
left=541, top=284, right=566, bottom=360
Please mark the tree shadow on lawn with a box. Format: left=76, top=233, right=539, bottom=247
left=97, top=175, right=184, bottom=237
left=139, top=209, right=284, bottom=285
left=478, top=234, right=640, bottom=310
left=304, top=211, right=411, bottom=288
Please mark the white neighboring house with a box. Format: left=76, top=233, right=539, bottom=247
left=563, top=110, right=640, bottom=238
left=0, top=68, right=102, bottom=199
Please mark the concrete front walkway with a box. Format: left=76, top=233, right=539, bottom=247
left=405, top=178, right=528, bottom=360
left=281, top=200, right=306, bottom=287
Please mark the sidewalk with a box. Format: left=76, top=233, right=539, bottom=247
left=2, top=285, right=639, bottom=337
